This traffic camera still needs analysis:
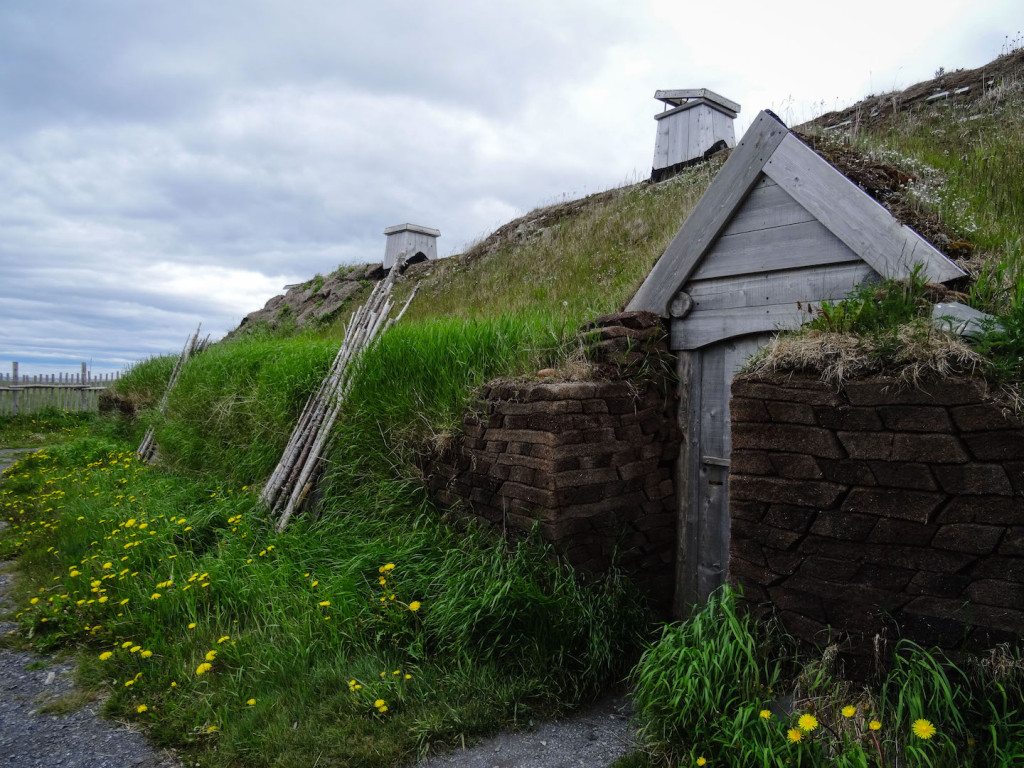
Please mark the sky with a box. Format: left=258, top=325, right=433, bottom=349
left=1, top=1, right=1020, bottom=374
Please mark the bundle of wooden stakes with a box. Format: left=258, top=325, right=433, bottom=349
left=136, top=325, right=209, bottom=463
left=262, top=263, right=417, bottom=531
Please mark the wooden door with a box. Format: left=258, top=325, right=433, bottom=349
left=676, top=334, right=768, bottom=611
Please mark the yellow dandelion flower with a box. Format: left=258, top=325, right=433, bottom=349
left=696, top=758, right=707, bottom=767
left=842, top=705, right=856, bottom=718
left=408, top=601, right=421, bottom=612
left=310, top=579, right=318, bottom=587
left=798, top=713, right=818, bottom=732
left=29, top=597, right=39, bottom=605
left=121, top=641, right=133, bottom=649
left=404, top=673, right=412, bottom=680
left=246, top=698, right=256, bottom=706
left=318, top=600, right=331, bottom=607
left=759, top=709, right=772, bottom=720
left=170, top=681, right=177, bottom=688
left=102, top=562, right=112, bottom=569
left=129, top=645, right=141, bottom=653
left=195, top=662, right=212, bottom=675
left=119, top=598, right=129, bottom=605
left=787, top=728, right=802, bottom=743
left=912, top=719, right=936, bottom=740
left=136, top=704, right=148, bottom=713
left=141, top=650, right=153, bottom=659
left=217, top=635, right=230, bottom=644
left=206, top=725, right=218, bottom=733
left=124, top=679, right=135, bottom=687
left=99, top=651, right=113, bottom=661
left=869, top=720, right=882, bottom=731
left=205, top=650, right=217, bottom=661
left=150, top=592, right=161, bottom=600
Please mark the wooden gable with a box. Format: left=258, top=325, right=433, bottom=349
left=629, top=111, right=966, bottom=350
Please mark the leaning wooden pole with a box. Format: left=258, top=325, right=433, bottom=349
left=263, top=263, right=414, bottom=531
left=137, top=324, right=206, bottom=463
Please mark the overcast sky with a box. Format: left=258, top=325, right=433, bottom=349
left=1, top=1, right=1019, bottom=373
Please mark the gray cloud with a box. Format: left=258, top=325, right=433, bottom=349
left=0, top=0, right=1018, bottom=373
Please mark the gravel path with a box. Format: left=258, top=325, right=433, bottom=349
left=0, top=447, right=181, bottom=768
left=416, top=697, right=634, bottom=768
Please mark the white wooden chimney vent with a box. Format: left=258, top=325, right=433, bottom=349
left=382, top=223, right=440, bottom=271
left=652, top=89, right=740, bottom=179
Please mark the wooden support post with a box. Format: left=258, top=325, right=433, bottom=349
left=11, top=362, right=18, bottom=416
left=672, top=349, right=701, bottom=618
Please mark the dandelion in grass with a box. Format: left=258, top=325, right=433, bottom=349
left=196, top=662, right=212, bottom=675
left=787, top=728, right=803, bottom=743
left=98, top=651, right=113, bottom=661
left=912, top=719, right=936, bottom=740
left=187, top=622, right=196, bottom=630
left=206, top=725, right=218, bottom=733
left=318, top=600, right=331, bottom=607
left=136, top=704, right=148, bottom=714
left=150, top=593, right=161, bottom=600
left=246, top=698, right=256, bottom=706
left=798, top=713, right=818, bottom=732
left=205, top=650, right=217, bottom=662
left=759, top=709, right=772, bottom=720
left=129, top=645, right=141, bottom=654
left=141, top=650, right=153, bottom=658
left=869, top=720, right=882, bottom=731
left=408, top=601, right=421, bottom=612
left=842, top=705, right=856, bottom=718
left=696, top=757, right=707, bottom=766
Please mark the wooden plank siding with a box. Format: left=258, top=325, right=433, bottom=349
left=764, top=133, right=965, bottom=283
left=685, top=262, right=878, bottom=312
left=631, top=111, right=790, bottom=313
left=671, top=172, right=879, bottom=349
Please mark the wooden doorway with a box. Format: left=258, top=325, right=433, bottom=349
left=674, top=333, right=768, bottom=613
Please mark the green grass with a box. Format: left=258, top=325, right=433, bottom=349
left=630, top=590, right=1024, bottom=767
left=395, top=166, right=718, bottom=327
left=849, top=88, right=1024, bottom=384
left=0, top=410, right=111, bottom=449
left=0, top=311, right=646, bottom=767
left=113, top=355, right=177, bottom=412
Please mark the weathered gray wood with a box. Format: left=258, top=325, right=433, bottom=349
left=655, top=89, right=741, bottom=114
left=631, top=110, right=790, bottom=314
left=673, top=349, right=701, bottom=614
left=685, top=262, right=878, bottom=312
left=671, top=302, right=815, bottom=350
left=764, top=133, right=965, bottom=283
left=669, top=292, right=694, bottom=318
left=655, top=98, right=738, bottom=121
left=688, top=335, right=767, bottom=604
left=720, top=177, right=815, bottom=236
left=690, top=219, right=861, bottom=281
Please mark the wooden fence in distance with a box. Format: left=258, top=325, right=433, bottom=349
left=0, top=362, right=122, bottom=417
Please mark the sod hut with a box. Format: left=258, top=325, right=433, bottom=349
left=628, top=109, right=966, bottom=612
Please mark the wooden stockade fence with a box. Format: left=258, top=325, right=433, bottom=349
left=137, top=326, right=208, bottom=464
left=0, top=362, right=121, bottom=417
left=263, top=262, right=417, bottom=531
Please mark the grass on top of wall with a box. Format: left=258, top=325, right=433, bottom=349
left=143, top=312, right=572, bottom=487
left=850, top=87, right=1024, bottom=384
left=397, top=164, right=719, bottom=326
